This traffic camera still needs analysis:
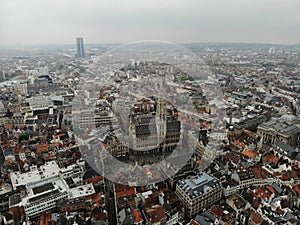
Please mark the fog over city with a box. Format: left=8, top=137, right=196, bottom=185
left=1, top=0, right=300, bottom=46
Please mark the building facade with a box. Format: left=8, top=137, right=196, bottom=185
left=76, top=37, right=85, bottom=58
left=128, top=98, right=180, bottom=156
left=9, top=159, right=92, bottom=218
left=257, top=115, right=300, bottom=147
left=175, top=173, right=222, bottom=218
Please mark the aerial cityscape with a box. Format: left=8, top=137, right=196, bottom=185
left=1, top=0, right=300, bottom=225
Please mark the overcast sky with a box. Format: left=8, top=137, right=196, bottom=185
left=0, top=0, right=299, bottom=46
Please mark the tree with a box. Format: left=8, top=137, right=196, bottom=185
left=19, top=132, right=29, bottom=143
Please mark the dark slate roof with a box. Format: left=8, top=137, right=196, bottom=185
left=83, top=165, right=100, bottom=180
left=178, top=173, right=220, bottom=198
left=283, top=212, right=296, bottom=221
left=194, top=211, right=217, bottom=225
left=270, top=183, right=283, bottom=194
left=32, top=182, right=55, bottom=195
left=29, top=190, right=60, bottom=203
left=9, top=194, right=22, bottom=206
left=295, top=153, right=300, bottom=162
left=276, top=141, right=296, bottom=156
left=240, top=190, right=254, bottom=204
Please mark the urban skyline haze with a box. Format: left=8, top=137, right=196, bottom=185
left=0, top=0, right=300, bottom=47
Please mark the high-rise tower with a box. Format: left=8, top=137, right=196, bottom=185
left=156, top=69, right=167, bottom=151
left=76, top=37, right=85, bottom=58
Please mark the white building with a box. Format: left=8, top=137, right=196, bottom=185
left=9, top=159, right=93, bottom=217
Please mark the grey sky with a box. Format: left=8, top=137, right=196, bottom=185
left=0, top=0, right=299, bottom=46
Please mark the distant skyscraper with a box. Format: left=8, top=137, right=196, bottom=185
left=76, top=37, right=85, bottom=58
left=268, top=47, right=275, bottom=55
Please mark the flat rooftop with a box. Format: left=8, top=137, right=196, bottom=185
left=69, top=183, right=95, bottom=199
left=10, top=161, right=60, bottom=190
left=14, top=177, right=69, bottom=208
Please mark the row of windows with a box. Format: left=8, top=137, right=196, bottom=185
left=25, top=193, right=67, bottom=209
left=176, top=187, right=222, bottom=208
left=26, top=194, right=67, bottom=216
left=27, top=203, right=55, bottom=216
left=189, top=197, right=220, bottom=215
left=225, top=178, right=274, bottom=196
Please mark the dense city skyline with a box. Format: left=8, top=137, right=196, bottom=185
left=0, top=39, right=299, bottom=224
left=0, top=1, right=300, bottom=224
left=1, top=0, right=300, bottom=46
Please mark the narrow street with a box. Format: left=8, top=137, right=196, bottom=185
left=104, top=179, right=117, bottom=225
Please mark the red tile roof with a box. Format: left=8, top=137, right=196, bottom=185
left=255, top=187, right=271, bottom=200
left=242, top=150, right=257, bottom=158
left=209, top=205, right=224, bottom=219
left=252, top=167, right=262, bottom=178
left=190, top=220, right=200, bottom=225
left=249, top=210, right=263, bottom=224
left=54, top=133, right=66, bottom=138
left=4, top=123, right=14, bottom=130
left=292, top=185, right=300, bottom=198
left=84, top=176, right=103, bottom=184
left=263, top=154, right=280, bottom=164
left=115, top=184, right=136, bottom=197
left=13, top=145, right=24, bottom=153
left=265, top=185, right=276, bottom=194
left=224, top=152, right=241, bottom=164
left=234, top=140, right=246, bottom=148
left=242, top=130, right=257, bottom=139
left=277, top=207, right=285, bottom=216
left=132, top=209, right=143, bottom=223
left=37, top=143, right=48, bottom=153
left=252, top=200, right=260, bottom=210
left=92, top=192, right=101, bottom=201
left=146, top=209, right=159, bottom=223
left=153, top=205, right=167, bottom=220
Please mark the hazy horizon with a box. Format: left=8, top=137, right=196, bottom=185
left=1, top=0, right=300, bottom=47
left=1, top=40, right=298, bottom=48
